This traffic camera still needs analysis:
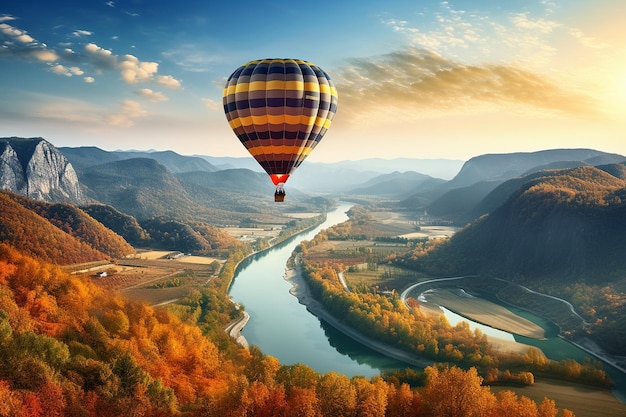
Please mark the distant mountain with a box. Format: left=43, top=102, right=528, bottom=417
left=177, top=168, right=275, bottom=196
left=409, top=164, right=626, bottom=279
left=405, top=149, right=626, bottom=222
left=447, top=148, right=625, bottom=188
left=78, top=157, right=203, bottom=221
left=347, top=171, right=446, bottom=198
left=114, top=149, right=218, bottom=174
left=61, top=146, right=217, bottom=175
left=287, top=158, right=463, bottom=193
left=59, top=145, right=327, bottom=222
left=0, top=191, right=132, bottom=264
left=196, top=155, right=262, bottom=172
left=197, top=156, right=464, bottom=194
left=465, top=160, right=626, bottom=225
left=1, top=137, right=85, bottom=204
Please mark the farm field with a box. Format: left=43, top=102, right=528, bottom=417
left=74, top=251, right=223, bottom=306
left=369, top=210, right=459, bottom=238
left=222, top=226, right=282, bottom=243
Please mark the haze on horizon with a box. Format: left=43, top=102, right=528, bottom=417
left=1, top=0, right=625, bottom=163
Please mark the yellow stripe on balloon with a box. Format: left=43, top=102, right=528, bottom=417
left=236, top=114, right=312, bottom=126
left=224, top=85, right=237, bottom=96
left=248, top=80, right=305, bottom=91
left=228, top=118, right=242, bottom=129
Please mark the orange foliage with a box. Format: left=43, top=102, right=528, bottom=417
left=0, top=242, right=577, bottom=416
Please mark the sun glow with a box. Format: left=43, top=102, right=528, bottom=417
left=616, top=75, right=626, bottom=105
left=598, top=67, right=626, bottom=116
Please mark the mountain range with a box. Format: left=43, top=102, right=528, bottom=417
left=3, top=137, right=625, bottom=228
left=2, top=136, right=626, bottom=360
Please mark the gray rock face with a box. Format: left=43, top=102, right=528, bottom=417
left=0, top=137, right=85, bottom=204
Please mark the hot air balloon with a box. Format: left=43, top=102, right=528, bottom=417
left=223, top=58, right=338, bottom=202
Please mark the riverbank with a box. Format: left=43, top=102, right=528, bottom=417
left=223, top=211, right=331, bottom=346
left=401, top=276, right=626, bottom=379
left=224, top=311, right=250, bottom=348
left=284, top=253, right=433, bottom=369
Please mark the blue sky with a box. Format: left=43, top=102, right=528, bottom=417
left=1, top=0, right=625, bottom=162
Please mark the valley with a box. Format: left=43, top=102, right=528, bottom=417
left=51, top=193, right=626, bottom=417
left=2, top=137, right=626, bottom=416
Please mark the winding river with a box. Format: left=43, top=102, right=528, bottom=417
left=228, top=203, right=407, bottom=376
left=228, top=203, right=626, bottom=401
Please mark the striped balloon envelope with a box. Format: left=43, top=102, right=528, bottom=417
left=223, top=58, right=338, bottom=201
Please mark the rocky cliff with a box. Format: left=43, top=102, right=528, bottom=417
left=0, top=137, right=85, bottom=204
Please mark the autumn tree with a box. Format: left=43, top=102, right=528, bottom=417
left=317, top=372, right=356, bottom=417
left=420, top=366, right=496, bottom=417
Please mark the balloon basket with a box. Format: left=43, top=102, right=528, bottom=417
left=274, top=193, right=285, bottom=202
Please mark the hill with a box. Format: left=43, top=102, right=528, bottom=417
left=347, top=171, right=446, bottom=198
left=80, top=204, right=151, bottom=247
left=0, top=191, right=127, bottom=264
left=408, top=164, right=626, bottom=279
left=403, top=149, right=626, bottom=222
left=398, top=164, right=626, bottom=355
left=78, top=158, right=204, bottom=221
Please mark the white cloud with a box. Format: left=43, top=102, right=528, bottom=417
left=202, top=98, right=220, bottom=110
left=72, top=29, right=93, bottom=37
left=83, top=43, right=182, bottom=88
left=28, top=93, right=106, bottom=125
left=51, top=64, right=72, bottom=76
left=568, top=28, right=610, bottom=50
left=106, top=99, right=147, bottom=127
left=161, top=45, right=223, bottom=73
left=0, top=23, right=34, bottom=43
left=136, top=88, right=168, bottom=102
left=119, top=54, right=158, bottom=84
left=84, top=43, right=117, bottom=69
left=2, top=23, right=182, bottom=100
left=32, top=49, right=59, bottom=62
left=333, top=47, right=598, bottom=127
left=84, top=76, right=95, bottom=83
left=50, top=64, right=84, bottom=77
left=156, top=74, right=181, bottom=89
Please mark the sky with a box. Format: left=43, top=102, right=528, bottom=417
left=1, top=0, right=625, bottom=163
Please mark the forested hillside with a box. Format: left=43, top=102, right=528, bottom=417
left=0, top=242, right=576, bottom=416
left=0, top=192, right=128, bottom=264
left=81, top=204, right=151, bottom=247
left=403, top=165, right=626, bottom=278
left=395, top=165, right=626, bottom=355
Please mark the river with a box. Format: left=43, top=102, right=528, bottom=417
left=228, top=203, right=626, bottom=401
left=228, top=202, right=408, bottom=377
